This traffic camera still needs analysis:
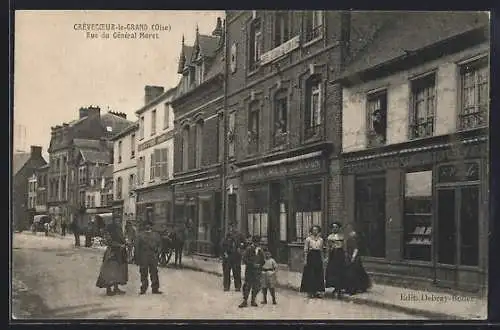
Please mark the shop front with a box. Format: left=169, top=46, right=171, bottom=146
left=238, top=151, right=328, bottom=271
left=173, top=175, right=222, bottom=256
left=135, top=184, right=173, bottom=233
left=342, top=132, right=488, bottom=292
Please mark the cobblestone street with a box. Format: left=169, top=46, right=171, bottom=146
left=12, top=233, right=424, bottom=320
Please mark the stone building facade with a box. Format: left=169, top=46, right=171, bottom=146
left=134, top=86, right=177, bottom=233
left=338, top=12, right=489, bottom=292
left=171, top=18, right=225, bottom=256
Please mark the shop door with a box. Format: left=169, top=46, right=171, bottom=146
left=436, top=185, right=480, bottom=288
left=269, top=182, right=288, bottom=264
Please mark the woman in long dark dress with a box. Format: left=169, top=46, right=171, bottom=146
left=325, top=222, right=346, bottom=299
left=96, top=222, right=128, bottom=296
left=344, top=227, right=372, bottom=295
left=300, top=225, right=325, bottom=298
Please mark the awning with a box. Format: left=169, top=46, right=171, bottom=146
left=33, top=215, right=50, bottom=224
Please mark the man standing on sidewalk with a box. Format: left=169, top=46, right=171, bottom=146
left=238, top=236, right=265, bottom=308
left=221, top=224, right=245, bottom=292
left=69, top=218, right=80, bottom=247
left=135, top=221, right=163, bottom=295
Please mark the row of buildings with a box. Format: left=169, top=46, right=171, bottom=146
left=14, top=11, right=489, bottom=293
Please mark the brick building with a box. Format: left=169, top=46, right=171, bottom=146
left=338, top=12, right=489, bottom=292
left=224, top=10, right=392, bottom=270
left=47, top=106, right=132, bottom=232
left=12, top=146, right=47, bottom=231
left=134, top=86, right=177, bottom=233
left=171, top=18, right=225, bottom=256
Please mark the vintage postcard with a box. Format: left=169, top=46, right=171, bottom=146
left=11, top=10, right=490, bottom=320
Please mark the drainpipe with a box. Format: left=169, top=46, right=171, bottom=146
left=221, top=17, right=228, bottom=234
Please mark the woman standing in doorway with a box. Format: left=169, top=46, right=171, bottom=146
left=325, top=222, right=346, bottom=299
left=299, top=225, right=325, bottom=298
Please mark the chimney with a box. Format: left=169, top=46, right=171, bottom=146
left=87, top=106, right=101, bottom=117
left=30, top=145, right=42, bottom=158
left=109, top=111, right=127, bottom=119
left=212, top=17, right=223, bottom=37
left=145, top=86, right=165, bottom=105
left=79, top=107, right=89, bottom=119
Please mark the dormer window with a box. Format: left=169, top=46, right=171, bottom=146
left=196, top=62, right=204, bottom=85
left=189, top=67, right=195, bottom=86
left=106, top=126, right=113, bottom=132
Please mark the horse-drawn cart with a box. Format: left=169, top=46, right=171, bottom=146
left=31, top=215, right=52, bottom=236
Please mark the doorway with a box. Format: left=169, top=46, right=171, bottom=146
left=269, top=182, right=288, bottom=264
left=435, top=185, right=480, bottom=287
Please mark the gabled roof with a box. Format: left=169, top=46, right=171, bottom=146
left=80, top=149, right=112, bottom=164
left=13, top=152, right=31, bottom=175
left=341, top=12, right=489, bottom=80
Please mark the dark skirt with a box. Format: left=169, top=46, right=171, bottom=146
left=345, top=257, right=372, bottom=294
left=325, top=248, right=346, bottom=290
left=96, top=246, right=128, bottom=288
left=300, top=250, right=325, bottom=293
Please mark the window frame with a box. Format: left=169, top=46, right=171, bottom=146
left=195, top=120, right=204, bottom=168
left=149, top=152, right=155, bottom=181
left=139, top=116, right=145, bottom=140
left=163, top=103, right=170, bottom=129
left=248, top=18, right=263, bottom=72
left=130, top=134, right=136, bottom=159
left=458, top=56, right=489, bottom=131
left=304, top=10, right=324, bottom=44
left=304, top=75, right=323, bottom=140
left=247, top=102, right=260, bottom=155
left=182, top=125, right=190, bottom=171
left=274, top=11, right=291, bottom=47
left=366, top=90, right=388, bottom=147
left=151, top=109, right=157, bottom=136
left=409, top=73, right=436, bottom=140
left=116, top=176, right=123, bottom=200
left=228, top=111, right=236, bottom=158
left=273, top=90, right=289, bottom=147
left=117, top=140, right=123, bottom=163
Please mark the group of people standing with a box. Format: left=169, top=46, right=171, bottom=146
left=95, top=220, right=164, bottom=296
left=300, top=222, right=371, bottom=299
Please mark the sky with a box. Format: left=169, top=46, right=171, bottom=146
left=13, top=10, right=225, bottom=159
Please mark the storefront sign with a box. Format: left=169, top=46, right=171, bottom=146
left=243, top=158, right=323, bottom=182
left=138, top=131, right=174, bottom=152
left=438, top=162, right=480, bottom=183
left=344, top=142, right=487, bottom=174
left=136, top=186, right=172, bottom=203
left=261, top=35, right=300, bottom=65
left=174, top=179, right=221, bottom=193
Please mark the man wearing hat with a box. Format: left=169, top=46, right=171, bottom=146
left=238, top=235, right=265, bottom=308
left=220, top=223, right=245, bottom=291
left=135, top=221, right=163, bottom=295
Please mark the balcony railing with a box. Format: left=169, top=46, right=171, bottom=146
left=273, top=131, right=288, bottom=148
left=247, top=131, right=259, bottom=155
left=459, top=110, right=487, bottom=130
left=304, top=124, right=322, bottom=141
left=410, top=118, right=434, bottom=139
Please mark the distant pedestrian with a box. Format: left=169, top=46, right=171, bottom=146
left=325, top=222, right=346, bottom=299
left=184, top=218, right=195, bottom=255
left=135, top=221, right=163, bottom=295
left=85, top=218, right=95, bottom=247
left=221, top=224, right=245, bottom=291
left=70, top=218, right=81, bottom=247
left=96, top=222, right=128, bottom=296
left=238, top=235, right=265, bottom=308
left=344, top=225, right=371, bottom=295
left=260, top=248, right=278, bottom=305
left=300, top=225, right=325, bottom=298
left=61, top=219, right=67, bottom=236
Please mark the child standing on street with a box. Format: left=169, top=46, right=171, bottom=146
left=261, top=248, right=278, bottom=305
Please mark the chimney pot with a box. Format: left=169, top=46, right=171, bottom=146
left=30, top=145, right=42, bottom=157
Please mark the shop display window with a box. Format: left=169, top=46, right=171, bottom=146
left=293, top=183, right=322, bottom=243
left=404, top=170, right=433, bottom=261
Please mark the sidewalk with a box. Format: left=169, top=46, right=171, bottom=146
left=179, top=254, right=487, bottom=320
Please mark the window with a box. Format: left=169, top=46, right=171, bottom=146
left=249, top=19, right=262, bottom=71
left=118, top=140, right=122, bottom=163
left=355, top=176, right=386, bottom=258
left=410, top=74, right=436, bottom=139
left=305, top=76, right=322, bottom=140
left=198, top=199, right=211, bottom=241
left=460, top=57, right=489, bottom=129
left=61, top=176, right=67, bottom=199
left=305, top=11, right=323, bottom=42
left=274, top=12, right=290, bottom=47
left=130, top=134, right=135, bottom=159
left=138, top=156, right=145, bottom=184
left=154, top=148, right=168, bottom=179
left=182, top=126, right=190, bottom=171
left=367, top=91, right=387, bottom=147
left=164, top=103, right=170, bottom=129
left=139, top=116, right=145, bottom=139
left=294, top=183, right=322, bottom=242
left=196, top=63, right=204, bottom=85
left=151, top=110, right=157, bottom=135
left=273, top=92, right=288, bottom=146
left=150, top=153, right=155, bottom=180
left=248, top=103, right=260, bottom=154
left=404, top=170, right=432, bottom=261
left=228, top=112, right=236, bottom=158
left=247, top=189, right=268, bottom=242
left=129, top=173, right=135, bottom=191
left=189, top=68, right=195, bottom=86
left=116, top=177, right=123, bottom=200
left=195, top=121, right=203, bottom=168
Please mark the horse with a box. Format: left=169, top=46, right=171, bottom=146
left=158, top=229, right=185, bottom=267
